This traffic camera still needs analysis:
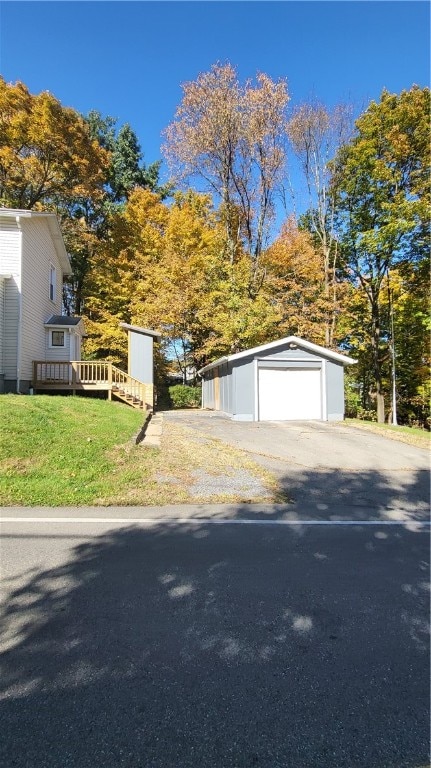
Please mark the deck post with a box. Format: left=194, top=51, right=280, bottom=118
left=71, top=361, right=77, bottom=394
left=107, top=362, right=112, bottom=400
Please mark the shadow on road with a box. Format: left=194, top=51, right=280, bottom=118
left=270, top=467, right=430, bottom=520
left=1, top=469, right=430, bottom=768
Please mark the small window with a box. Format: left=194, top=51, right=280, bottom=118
left=49, top=265, right=56, bottom=302
left=51, top=331, right=65, bottom=347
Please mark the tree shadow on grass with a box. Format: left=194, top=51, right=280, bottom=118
left=0, top=469, right=429, bottom=768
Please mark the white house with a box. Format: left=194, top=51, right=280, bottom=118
left=0, top=208, right=84, bottom=394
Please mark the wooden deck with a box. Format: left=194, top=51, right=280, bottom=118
left=32, top=361, right=154, bottom=411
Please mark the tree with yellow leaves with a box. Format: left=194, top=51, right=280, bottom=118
left=0, top=77, right=108, bottom=210
left=83, top=188, right=281, bottom=376
left=262, top=217, right=331, bottom=345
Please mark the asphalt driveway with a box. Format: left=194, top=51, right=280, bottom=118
left=163, top=411, right=430, bottom=519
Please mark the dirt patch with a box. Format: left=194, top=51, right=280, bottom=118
left=0, top=457, right=42, bottom=475
left=98, top=420, right=282, bottom=506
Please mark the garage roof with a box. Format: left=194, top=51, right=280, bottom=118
left=198, top=336, right=357, bottom=375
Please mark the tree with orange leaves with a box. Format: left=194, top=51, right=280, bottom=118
left=163, top=63, right=289, bottom=274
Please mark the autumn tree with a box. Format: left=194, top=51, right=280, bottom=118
left=129, top=190, right=223, bottom=375
left=82, top=188, right=281, bottom=375
left=261, top=217, right=330, bottom=344
left=83, top=190, right=219, bottom=374
left=287, top=101, right=352, bottom=346
left=0, top=78, right=169, bottom=315
left=82, top=189, right=168, bottom=364
left=0, top=78, right=108, bottom=210
left=163, top=62, right=289, bottom=271
left=64, top=111, right=170, bottom=315
left=333, top=86, right=430, bottom=422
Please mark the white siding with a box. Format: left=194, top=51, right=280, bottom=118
left=0, top=217, right=21, bottom=272
left=0, top=277, right=4, bottom=375
left=20, top=218, right=64, bottom=382
left=45, top=328, right=72, bottom=362
left=0, top=217, right=21, bottom=380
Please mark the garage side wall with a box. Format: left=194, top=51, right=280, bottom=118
left=202, top=363, right=233, bottom=414
left=232, top=358, right=255, bottom=420
left=219, top=362, right=233, bottom=414
left=202, top=369, right=215, bottom=409
left=326, top=361, right=345, bottom=421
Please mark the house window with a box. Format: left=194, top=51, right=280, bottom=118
left=51, top=331, right=65, bottom=347
left=49, top=265, right=56, bottom=302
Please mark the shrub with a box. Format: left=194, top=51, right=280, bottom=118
left=168, top=384, right=201, bottom=409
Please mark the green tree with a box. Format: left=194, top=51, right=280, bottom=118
left=383, top=264, right=430, bottom=426
left=110, top=123, right=167, bottom=202
left=85, top=111, right=170, bottom=202
left=333, top=86, right=430, bottom=421
left=65, top=112, right=169, bottom=314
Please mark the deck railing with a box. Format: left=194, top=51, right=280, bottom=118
left=33, top=360, right=111, bottom=387
left=111, top=364, right=153, bottom=410
left=32, top=360, right=154, bottom=410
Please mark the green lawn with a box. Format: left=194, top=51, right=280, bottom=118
left=0, top=395, right=276, bottom=506
left=0, top=395, right=146, bottom=505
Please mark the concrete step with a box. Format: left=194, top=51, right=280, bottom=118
left=137, top=412, right=163, bottom=448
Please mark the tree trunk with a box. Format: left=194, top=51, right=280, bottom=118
left=376, top=391, right=385, bottom=424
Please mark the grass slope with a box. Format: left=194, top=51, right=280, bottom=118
left=0, top=395, right=145, bottom=505
left=345, top=418, right=430, bottom=450
left=0, top=395, right=276, bottom=506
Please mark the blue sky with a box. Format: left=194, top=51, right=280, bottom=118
left=0, top=0, right=429, bottom=198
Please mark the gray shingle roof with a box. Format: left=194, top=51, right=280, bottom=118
left=45, top=315, right=83, bottom=326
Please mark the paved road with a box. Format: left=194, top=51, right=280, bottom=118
left=1, top=509, right=429, bottom=768
left=164, top=411, right=430, bottom=518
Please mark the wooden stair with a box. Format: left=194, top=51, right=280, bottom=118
left=111, top=365, right=153, bottom=411
left=111, top=385, right=145, bottom=410
left=32, top=360, right=154, bottom=412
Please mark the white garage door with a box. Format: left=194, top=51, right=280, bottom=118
left=258, top=367, right=322, bottom=421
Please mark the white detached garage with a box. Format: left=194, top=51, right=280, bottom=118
left=199, top=336, right=356, bottom=422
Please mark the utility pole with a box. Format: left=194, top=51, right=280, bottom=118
left=387, top=270, right=398, bottom=425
